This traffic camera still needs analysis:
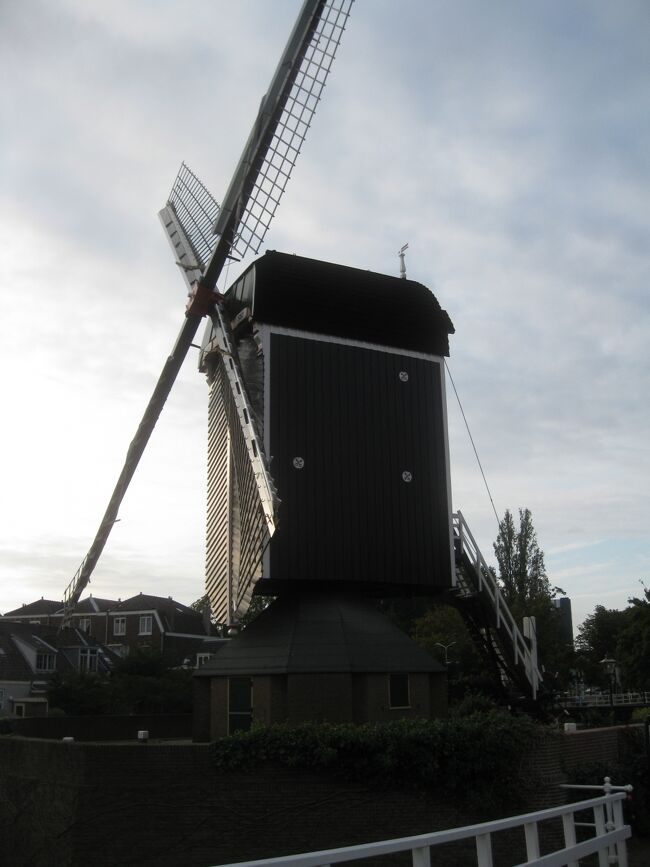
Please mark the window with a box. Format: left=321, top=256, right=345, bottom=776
left=78, top=617, right=91, bottom=633
left=79, top=648, right=98, bottom=673
left=196, top=653, right=212, bottom=668
left=0, top=688, right=4, bottom=711
left=14, top=703, right=25, bottom=718
left=138, top=615, right=153, bottom=635
left=36, top=652, right=56, bottom=672
left=228, top=677, right=253, bottom=734
left=113, top=617, right=126, bottom=636
left=388, top=673, right=410, bottom=709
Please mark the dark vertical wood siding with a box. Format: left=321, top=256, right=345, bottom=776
left=266, top=333, right=452, bottom=592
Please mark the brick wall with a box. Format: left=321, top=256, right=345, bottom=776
left=0, top=725, right=638, bottom=867
left=7, top=713, right=192, bottom=741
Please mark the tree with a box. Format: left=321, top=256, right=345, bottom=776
left=612, top=585, right=650, bottom=690
left=190, top=592, right=274, bottom=631
left=493, top=508, right=570, bottom=687
left=412, top=603, right=500, bottom=703
left=493, top=508, right=561, bottom=612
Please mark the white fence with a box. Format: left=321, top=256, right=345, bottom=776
left=215, top=792, right=630, bottom=867
left=562, top=692, right=650, bottom=708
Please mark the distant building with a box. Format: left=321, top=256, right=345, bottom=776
left=2, top=593, right=220, bottom=668
left=0, top=620, right=118, bottom=718
left=553, top=597, right=574, bottom=645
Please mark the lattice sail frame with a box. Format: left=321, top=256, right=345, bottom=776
left=231, top=0, right=353, bottom=259
left=167, top=163, right=220, bottom=269
left=160, top=0, right=353, bottom=292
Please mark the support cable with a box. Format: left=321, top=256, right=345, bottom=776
left=444, top=359, right=500, bottom=528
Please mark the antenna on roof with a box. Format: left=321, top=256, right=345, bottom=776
left=398, top=243, right=409, bottom=279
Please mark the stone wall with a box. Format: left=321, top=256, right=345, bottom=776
left=0, top=725, right=638, bottom=867
left=5, top=712, right=192, bottom=741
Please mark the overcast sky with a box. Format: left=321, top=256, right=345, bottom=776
left=1, top=0, right=648, bottom=636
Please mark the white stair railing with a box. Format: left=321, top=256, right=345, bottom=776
left=213, top=792, right=630, bottom=867
left=453, top=510, right=542, bottom=699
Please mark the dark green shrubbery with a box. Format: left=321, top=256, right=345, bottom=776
left=211, top=709, right=545, bottom=813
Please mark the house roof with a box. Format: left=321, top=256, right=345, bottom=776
left=0, top=622, right=37, bottom=680
left=195, top=594, right=445, bottom=676
left=115, top=594, right=208, bottom=635
left=2, top=594, right=209, bottom=635
left=0, top=621, right=119, bottom=682
left=74, top=596, right=119, bottom=613
left=3, top=599, right=62, bottom=617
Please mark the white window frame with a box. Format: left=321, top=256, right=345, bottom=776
left=138, top=615, right=153, bottom=635
left=113, top=616, right=126, bottom=636
left=78, top=617, right=91, bottom=633
left=196, top=653, right=212, bottom=668
left=35, top=652, right=56, bottom=672
left=79, top=648, right=98, bottom=673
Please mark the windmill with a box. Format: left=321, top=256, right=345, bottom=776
left=59, top=0, right=542, bottom=710
left=60, top=0, right=354, bottom=628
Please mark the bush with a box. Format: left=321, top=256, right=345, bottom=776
left=211, top=710, right=545, bottom=815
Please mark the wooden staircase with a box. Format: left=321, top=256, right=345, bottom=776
left=451, top=511, right=542, bottom=701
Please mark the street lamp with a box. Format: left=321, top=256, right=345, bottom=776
left=600, top=654, right=616, bottom=708
left=435, top=641, right=456, bottom=666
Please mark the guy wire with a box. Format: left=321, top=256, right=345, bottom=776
left=444, top=359, right=501, bottom=529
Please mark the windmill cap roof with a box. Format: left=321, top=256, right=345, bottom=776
left=225, top=251, right=454, bottom=357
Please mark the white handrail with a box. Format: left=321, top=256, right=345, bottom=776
left=213, top=793, right=630, bottom=867
left=453, top=511, right=542, bottom=697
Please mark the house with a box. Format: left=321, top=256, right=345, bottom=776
left=0, top=621, right=117, bottom=718
left=2, top=593, right=219, bottom=668
left=193, top=594, right=447, bottom=741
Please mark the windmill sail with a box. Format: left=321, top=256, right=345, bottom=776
left=61, top=0, right=353, bottom=628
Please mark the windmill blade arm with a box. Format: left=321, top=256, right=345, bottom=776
left=204, top=0, right=352, bottom=287
left=61, top=312, right=203, bottom=625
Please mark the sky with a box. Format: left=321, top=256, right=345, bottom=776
left=1, top=0, right=648, bottom=636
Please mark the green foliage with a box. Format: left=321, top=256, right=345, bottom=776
left=493, top=508, right=572, bottom=688
left=574, top=585, right=650, bottom=690
left=413, top=604, right=481, bottom=669
left=412, top=604, right=502, bottom=704
left=494, top=509, right=557, bottom=609
left=617, top=589, right=650, bottom=690
left=46, top=651, right=193, bottom=716
left=47, top=671, right=115, bottom=716
left=238, top=595, right=275, bottom=627
left=211, top=711, right=545, bottom=814
left=113, top=646, right=167, bottom=677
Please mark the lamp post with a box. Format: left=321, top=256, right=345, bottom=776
left=600, top=654, right=616, bottom=708
left=435, top=641, right=456, bottom=666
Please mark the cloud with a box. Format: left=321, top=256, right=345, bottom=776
left=1, top=0, right=649, bottom=634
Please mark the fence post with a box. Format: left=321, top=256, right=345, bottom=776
left=592, top=804, right=608, bottom=867
left=475, top=833, right=493, bottom=867
left=562, top=812, right=579, bottom=867
left=612, top=796, right=629, bottom=867
left=523, top=822, right=540, bottom=860
left=411, top=845, right=430, bottom=867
